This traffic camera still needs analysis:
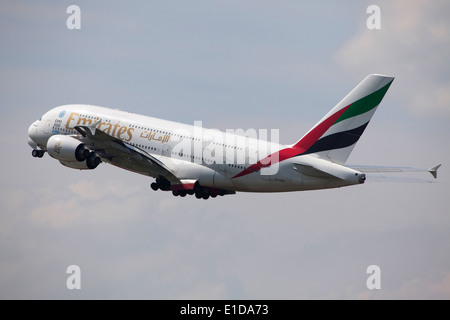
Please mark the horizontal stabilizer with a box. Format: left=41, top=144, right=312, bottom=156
left=349, top=164, right=441, bottom=179
left=365, top=175, right=435, bottom=183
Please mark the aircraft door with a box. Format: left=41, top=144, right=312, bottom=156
left=44, top=119, right=52, bottom=134
left=162, top=144, right=171, bottom=157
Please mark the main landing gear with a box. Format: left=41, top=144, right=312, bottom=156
left=31, top=149, right=45, bottom=158
left=150, top=177, right=227, bottom=200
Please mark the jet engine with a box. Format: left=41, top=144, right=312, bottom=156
left=46, top=135, right=101, bottom=169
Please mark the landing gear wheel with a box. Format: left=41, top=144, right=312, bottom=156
left=151, top=182, right=159, bottom=191
left=32, top=150, right=44, bottom=158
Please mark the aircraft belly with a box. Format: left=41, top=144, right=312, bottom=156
left=232, top=171, right=302, bottom=192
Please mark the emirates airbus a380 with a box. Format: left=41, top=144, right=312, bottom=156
left=27, top=74, right=440, bottom=199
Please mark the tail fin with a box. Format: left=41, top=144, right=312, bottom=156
left=292, top=74, right=394, bottom=164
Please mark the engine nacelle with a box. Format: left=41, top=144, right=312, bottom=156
left=59, top=160, right=92, bottom=170
left=47, top=135, right=87, bottom=162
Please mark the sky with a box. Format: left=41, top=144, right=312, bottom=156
left=1, top=0, right=449, bottom=299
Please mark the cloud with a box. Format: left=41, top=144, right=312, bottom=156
left=30, top=199, right=79, bottom=228
left=426, top=271, right=450, bottom=299
left=68, top=179, right=141, bottom=200
left=335, top=0, right=450, bottom=117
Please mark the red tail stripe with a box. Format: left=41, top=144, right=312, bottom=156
left=232, top=104, right=351, bottom=179
left=292, top=104, right=351, bottom=151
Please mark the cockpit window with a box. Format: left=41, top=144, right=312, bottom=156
left=39, top=117, right=42, bottom=121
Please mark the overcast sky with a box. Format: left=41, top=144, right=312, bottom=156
left=1, top=0, right=449, bottom=299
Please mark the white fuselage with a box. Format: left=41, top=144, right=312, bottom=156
left=28, top=104, right=363, bottom=193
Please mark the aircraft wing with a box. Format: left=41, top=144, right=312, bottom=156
left=347, top=164, right=441, bottom=179
left=74, top=124, right=179, bottom=182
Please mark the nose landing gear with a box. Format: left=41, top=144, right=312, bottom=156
left=31, top=149, right=45, bottom=158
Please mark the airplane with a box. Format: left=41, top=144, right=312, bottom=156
left=27, top=74, right=440, bottom=199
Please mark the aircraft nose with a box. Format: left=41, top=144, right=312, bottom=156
left=28, top=120, right=39, bottom=141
